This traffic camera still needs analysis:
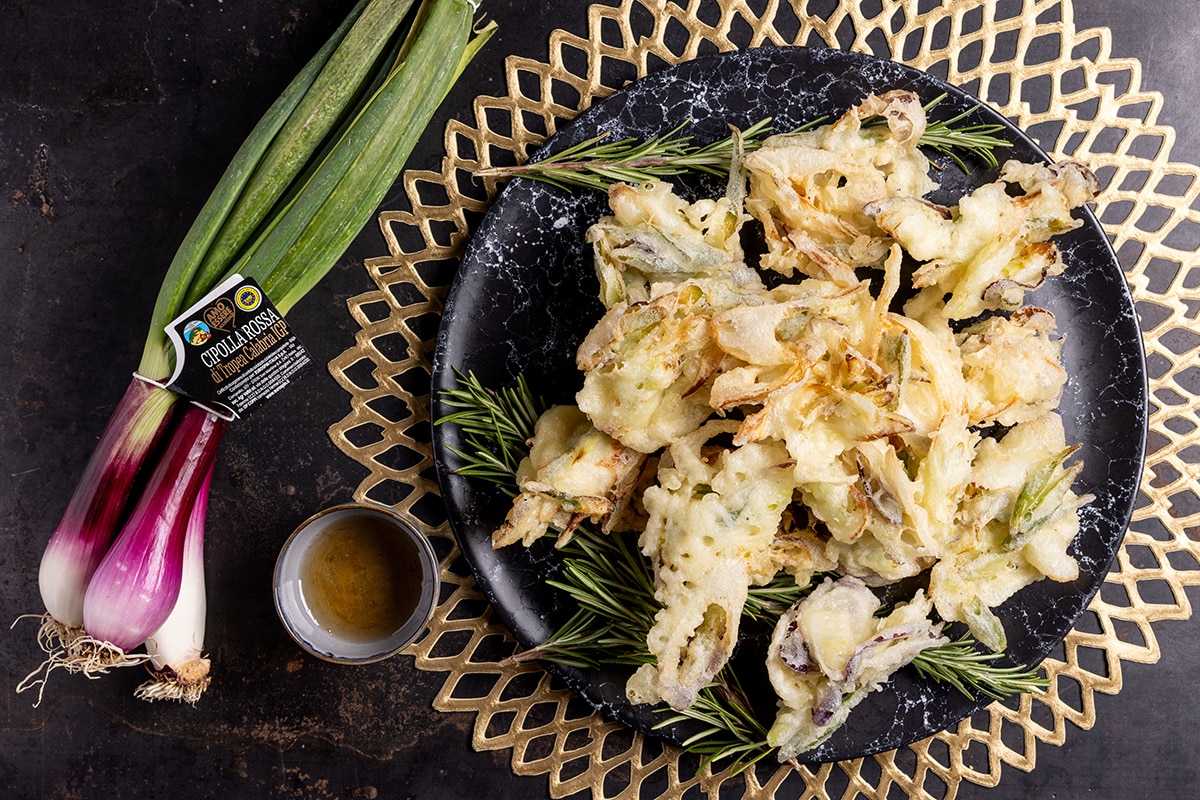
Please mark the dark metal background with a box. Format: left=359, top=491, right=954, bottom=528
left=1, top=2, right=1195, bottom=797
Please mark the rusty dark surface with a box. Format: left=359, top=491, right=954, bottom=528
left=0, top=2, right=1196, bottom=798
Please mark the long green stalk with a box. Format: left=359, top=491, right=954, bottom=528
left=178, top=0, right=422, bottom=314
left=137, top=0, right=375, bottom=380
left=233, top=0, right=486, bottom=314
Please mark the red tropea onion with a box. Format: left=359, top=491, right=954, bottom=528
left=82, top=403, right=227, bottom=652
left=37, top=377, right=178, bottom=630
left=136, top=462, right=214, bottom=703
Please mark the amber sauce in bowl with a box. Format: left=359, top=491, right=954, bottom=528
left=274, top=503, right=438, bottom=663
left=301, top=516, right=423, bottom=642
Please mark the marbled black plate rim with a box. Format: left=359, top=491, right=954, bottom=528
left=429, top=46, right=1147, bottom=764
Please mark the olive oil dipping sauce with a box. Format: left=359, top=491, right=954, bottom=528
left=301, top=517, right=420, bottom=642
left=274, top=504, right=439, bottom=664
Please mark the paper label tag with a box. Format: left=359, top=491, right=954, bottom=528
left=165, top=274, right=312, bottom=420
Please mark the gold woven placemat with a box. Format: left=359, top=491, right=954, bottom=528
left=326, top=1, right=1200, bottom=797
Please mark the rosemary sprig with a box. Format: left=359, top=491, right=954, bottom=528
left=654, top=672, right=776, bottom=775
left=546, top=530, right=658, bottom=659
left=475, top=118, right=776, bottom=192
left=435, top=368, right=543, bottom=485
left=496, top=525, right=655, bottom=668
left=474, top=93, right=1011, bottom=191
left=501, top=608, right=616, bottom=670
left=911, top=634, right=1050, bottom=700
left=911, top=94, right=1013, bottom=171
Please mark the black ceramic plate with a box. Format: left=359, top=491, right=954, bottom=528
left=430, top=47, right=1146, bottom=764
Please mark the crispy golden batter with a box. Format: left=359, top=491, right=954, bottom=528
left=494, top=405, right=646, bottom=548
left=744, top=90, right=936, bottom=283
left=766, top=577, right=946, bottom=759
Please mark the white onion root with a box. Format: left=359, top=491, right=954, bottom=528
left=15, top=612, right=149, bottom=707
left=134, top=657, right=211, bottom=704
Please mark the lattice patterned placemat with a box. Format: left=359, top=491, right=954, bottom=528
left=325, top=1, right=1200, bottom=797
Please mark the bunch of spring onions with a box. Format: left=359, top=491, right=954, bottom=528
left=18, top=0, right=494, bottom=705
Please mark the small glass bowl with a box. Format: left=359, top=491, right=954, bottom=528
left=273, top=502, right=439, bottom=664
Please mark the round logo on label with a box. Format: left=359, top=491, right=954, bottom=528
left=183, top=321, right=212, bottom=346
left=235, top=285, right=262, bottom=311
